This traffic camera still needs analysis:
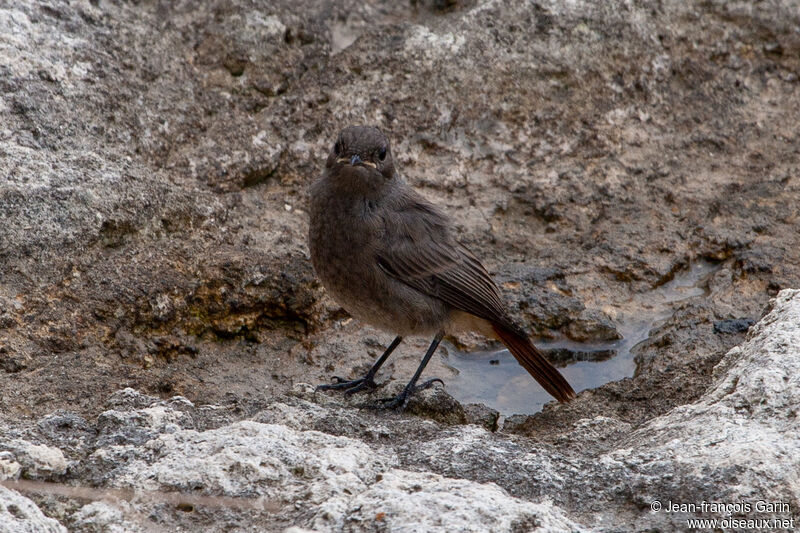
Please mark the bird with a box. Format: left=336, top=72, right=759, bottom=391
left=308, top=125, right=575, bottom=409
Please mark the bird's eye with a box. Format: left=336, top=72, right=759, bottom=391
left=378, top=147, right=387, bottom=161
left=334, top=141, right=343, bottom=155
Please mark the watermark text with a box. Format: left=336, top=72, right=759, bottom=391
left=650, top=499, right=794, bottom=530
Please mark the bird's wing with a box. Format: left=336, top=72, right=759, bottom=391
left=375, top=191, right=510, bottom=326
left=375, top=189, right=576, bottom=403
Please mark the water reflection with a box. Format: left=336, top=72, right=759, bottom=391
left=442, top=261, right=719, bottom=416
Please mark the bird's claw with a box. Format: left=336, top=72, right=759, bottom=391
left=316, top=376, right=378, bottom=395
left=372, top=377, right=444, bottom=411
left=418, top=377, right=444, bottom=389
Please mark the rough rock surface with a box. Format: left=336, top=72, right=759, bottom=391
left=0, top=485, right=66, bottom=533
left=1, top=0, right=800, bottom=530
left=1, top=290, right=799, bottom=530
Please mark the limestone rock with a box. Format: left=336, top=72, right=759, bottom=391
left=0, top=485, right=66, bottom=533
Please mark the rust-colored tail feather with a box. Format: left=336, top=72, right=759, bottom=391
left=492, top=323, right=576, bottom=403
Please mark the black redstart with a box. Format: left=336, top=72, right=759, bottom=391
left=309, top=125, right=575, bottom=409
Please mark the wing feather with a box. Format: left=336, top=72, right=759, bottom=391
left=374, top=189, right=576, bottom=403
left=376, top=191, right=510, bottom=326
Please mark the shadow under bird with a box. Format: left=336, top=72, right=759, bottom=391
left=309, top=125, right=575, bottom=409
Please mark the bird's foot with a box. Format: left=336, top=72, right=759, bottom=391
left=316, top=375, right=378, bottom=396
left=374, top=378, right=444, bottom=411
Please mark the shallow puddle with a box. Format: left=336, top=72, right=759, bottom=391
left=442, top=261, right=720, bottom=416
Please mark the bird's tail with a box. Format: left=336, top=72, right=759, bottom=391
left=492, top=323, right=576, bottom=403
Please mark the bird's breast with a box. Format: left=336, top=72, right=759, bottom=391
left=308, top=185, right=448, bottom=335
left=309, top=191, right=380, bottom=300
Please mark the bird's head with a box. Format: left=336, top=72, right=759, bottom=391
left=326, top=126, right=395, bottom=182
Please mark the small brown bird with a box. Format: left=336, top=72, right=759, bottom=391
left=309, top=126, right=575, bottom=409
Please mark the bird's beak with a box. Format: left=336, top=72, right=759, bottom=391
left=334, top=154, right=377, bottom=169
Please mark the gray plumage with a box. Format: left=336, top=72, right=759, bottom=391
left=309, top=126, right=575, bottom=405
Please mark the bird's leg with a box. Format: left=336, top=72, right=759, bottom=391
left=377, top=330, right=445, bottom=410
left=316, top=336, right=403, bottom=395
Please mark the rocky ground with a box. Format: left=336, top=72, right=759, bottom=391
left=1, top=0, right=799, bottom=531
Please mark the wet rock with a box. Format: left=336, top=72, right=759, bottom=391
left=566, top=308, right=621, bottom=342
left=463, top=403, right=500, bottom=432
left=1, top=291, right=797, bottom=529
left=601, top=289, right=800, bottom=529
left=403, top=384, right=469, bottom=425
left=544, top=347, right=616, bottom=366
left=399, top=290, right=800, bottom=529
left=499, top=414, right=529, bottom=434
left=713, top=317, right=755, bottom=334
